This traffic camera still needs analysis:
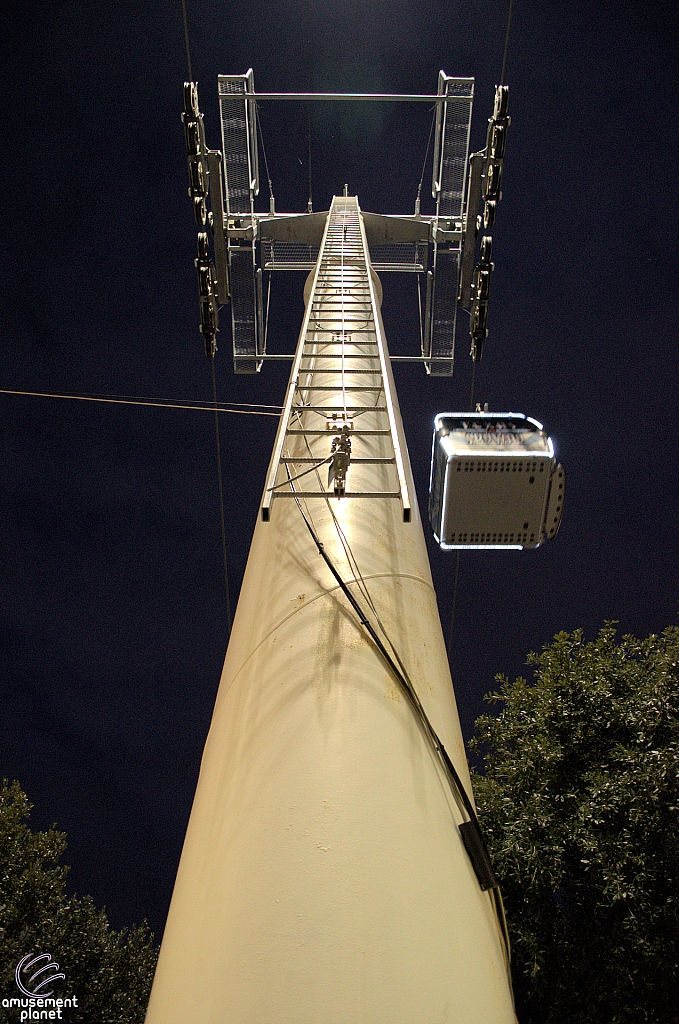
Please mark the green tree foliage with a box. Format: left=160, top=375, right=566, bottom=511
left=470, top=624, right=679, bottom=1024
left=0, top=780, right=157, bottom=1023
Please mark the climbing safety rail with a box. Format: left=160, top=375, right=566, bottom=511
left=261, top=196, right=411, bottom=522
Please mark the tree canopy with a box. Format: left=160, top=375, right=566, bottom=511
left=0, top=780, right=157, bottom=1023
left=470, top=624, right=679, bottom=1024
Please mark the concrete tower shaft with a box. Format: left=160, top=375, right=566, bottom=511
left=145, top=197, right=515, bottom=1024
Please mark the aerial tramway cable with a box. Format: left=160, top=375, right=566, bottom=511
left=500, top=0, right=514, bottom=86
left=0, top=388, right=281, bottom=416
left=181, top=0, right=192, bottom=81
left=447, top=0, right=513, bottom=657
left=180, top=0, right=232, bottom=633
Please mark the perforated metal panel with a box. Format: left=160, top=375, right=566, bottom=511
left=261, top=240, right=427, bottom=273
left=262, top=240, right=320, bottom=270
left=229, top=246, right=262, bottom=372
left=432, top=76, right=474, bottom=219
left=218, top=71, right=258, bottom=216
left=424, top=249, right=459, bottom=375
left=369, top=243, right=428, bottom=273
left=425, top=75, right=474, bottom=376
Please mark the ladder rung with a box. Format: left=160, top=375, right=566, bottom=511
left=291, top=410, right=387, bottom=417
left=280, top=457, right=395, bottom=464
left=285, top=429, right=391, bottom=436
left=295, top=385, right=383, bottom=392
left=291, top=404, right=386, bottom=411
left=272, top=491, right=401, bottom=499
left=296, top=368, right=383, bottom=374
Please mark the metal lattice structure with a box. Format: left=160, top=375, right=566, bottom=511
left=261, top=240, right=428, bottom=274
left=181, top=72, right=511, bottom=374
left=432, top=75, right=474, bottom=220
left=217, top=71, right=262, bottom=370
left=421, top=75, right=474, bottom=375
left=218, top=71, right=259, bottom=215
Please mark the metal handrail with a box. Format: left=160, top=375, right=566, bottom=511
left=241, top=90, right=473, bottom=103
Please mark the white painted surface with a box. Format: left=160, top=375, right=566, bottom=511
left=146, top=199, right=515, bottom=1024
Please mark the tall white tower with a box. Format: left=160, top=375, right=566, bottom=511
left=145, top=195, right=516, bottom=1023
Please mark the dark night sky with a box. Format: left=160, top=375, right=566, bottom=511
left=1, top=0, right=677, bottom=941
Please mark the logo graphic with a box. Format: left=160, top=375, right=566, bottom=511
left=15, top=954, right=65, bottom=999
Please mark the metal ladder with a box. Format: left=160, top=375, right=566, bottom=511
left=261, top=196, right=411, bottom=522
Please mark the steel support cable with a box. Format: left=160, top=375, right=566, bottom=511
left=268, top=455, right=332, bottom=490
left=0, top=388, right=281, bottom=416
left=416, top=273, right=424, bottom=354
left=211, top=360, right=232, bottom=636
left=264, top=272, right=272, bottom=350
left=181, top=0, right=192, bottom=81
left=416, top=106, right=437, bottom=206
left=447, top=554, right=461, bottom=656
left=291, top=496, right=511, bottom=968
left=178, top=2, right=232, bottom=635
left=447, top=359, right=477, bottom=655
left=414, top=108, right=436, bottom=361
left=450, top=0, right=513, bottom=657
left=500, top=0, right=514, bottom=86
left=256, top=105, right=275, bottom=207
left=307, top=99, right=313, bottom=211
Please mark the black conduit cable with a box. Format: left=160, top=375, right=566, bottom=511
left=295, top=503, right=512, bottom=968
left=268, top=456, right=333, bottom=490
left=297, top=507, right=499, bottom=871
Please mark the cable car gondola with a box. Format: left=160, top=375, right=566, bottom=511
left=429, top=410, right=565, bottom=550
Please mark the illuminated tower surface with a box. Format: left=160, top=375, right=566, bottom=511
left=145, top=196, right=515, bottom=1024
